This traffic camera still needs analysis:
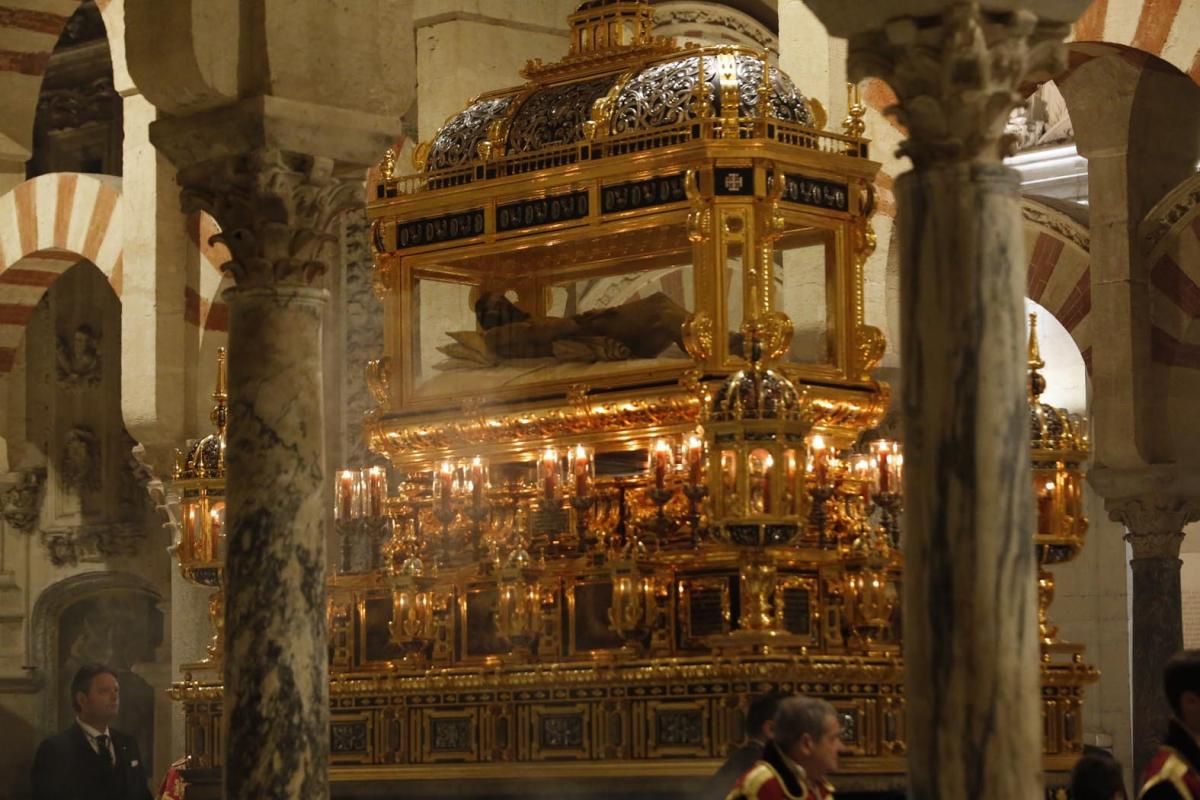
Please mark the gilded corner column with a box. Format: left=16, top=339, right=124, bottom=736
left=180, top=149, right=360, bottom=800
left=1105, top=494, right=1200, bottom=776
left=800, top=3, right=1086, bottom=797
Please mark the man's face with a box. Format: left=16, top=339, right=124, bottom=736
left=76, top=672, right=120, bottom=726
left=788, top=713, right=844, bottom=781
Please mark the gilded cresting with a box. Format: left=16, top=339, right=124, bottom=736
left=168, top=1, right=1093, bottom=794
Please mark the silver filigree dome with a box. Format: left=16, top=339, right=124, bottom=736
left=424, top=53, right=814, bottom=173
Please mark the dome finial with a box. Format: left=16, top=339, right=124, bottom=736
left=1027, top=313, right=1046, bottom=404
left=211, top=347, right=228, bottom=433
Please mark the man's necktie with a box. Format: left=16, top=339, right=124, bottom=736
left=95, top=734, right=113, bottom=767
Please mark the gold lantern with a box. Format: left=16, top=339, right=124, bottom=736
left=1028, top=314, right=1090, bottom=662
left=493, top=547, right=543, bottom=658
left=387, top=556, right=439, bottom=665
left=170, top=348, right=228, bottom=670
left=606, top=545, right=656, bottom=648
left=706, top=337, right=814, bottom=546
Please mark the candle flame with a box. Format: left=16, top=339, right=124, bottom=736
left=810, top=434, right=826, bottom=451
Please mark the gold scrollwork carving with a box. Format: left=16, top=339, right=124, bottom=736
left=681, top=311, right=714, bottom=361
left=740, top=312, right=793, bottom=361
left=854, top=325, right=886, bottom=378
left=412, top=141, right=431, bottom=173
left=365, top=358, right=391, bottom=407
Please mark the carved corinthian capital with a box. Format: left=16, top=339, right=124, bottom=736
left=179, top=148, right=364, bottom=288
left=845, top=4, right=1072, bottom=167
left=1107, top=495, right=1200, bottom=560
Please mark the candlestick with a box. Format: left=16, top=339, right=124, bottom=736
left=436, top=461, right=455, bottom=513
left=366, top=466, right=387, bottom=518
left=335, top=469, right=356, bottom=520
left=1037, top=480, right=1054, bottom=535
left=651, top=438, right=672, bottom=491
left=685, top=434, right=704, bottom=487
left=809, top=435, right=828, bottom=487
left=873, top=440, right=891, bottom=493
left=208, top=504, right=224, bottom=560
left=469, top=456, right=487, bottom=508
left=571, top=445, right=593, bottom=498
left=540, top=447, right=560, bottom=502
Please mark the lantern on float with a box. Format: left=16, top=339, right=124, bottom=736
left=705, top=339, right=814, bottom=546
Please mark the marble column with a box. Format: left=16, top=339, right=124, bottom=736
left=175, top=148, right=360, bottom=800
left=800, top=2, right=1086, bottom=797
left=1104, top=493, right=1200, bottom=776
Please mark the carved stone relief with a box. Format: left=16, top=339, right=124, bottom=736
left=59, top=426, right=100, bottom=493
left=41, top=523, right=145, bottom=567
left=56, top=324, right=102, bottom=388
left=0, top=469, right=46, bottom=532
left=1005, top=81, right=1073, bottom=153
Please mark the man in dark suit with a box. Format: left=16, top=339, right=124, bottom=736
left=704, top=691, right=785, bottom=800
left=31, top=663, right=154, bottom=800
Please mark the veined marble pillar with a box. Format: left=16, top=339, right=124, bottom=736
left=1101, top=490, right=1200, bottom=776
left=800, top=3, right=1086, bottom=797
left=176, top=148, right=360, bottom=800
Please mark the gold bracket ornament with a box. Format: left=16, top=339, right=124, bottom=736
left=854, top=325, right=887, bottom=379
left=365, top=358, right=391, bottom=408
left=681, top=311, right=714, bottom=361
left=809, top=97, right=828, bottom=131
left=372, top=249, right=399, bottom=300
left=411, top=141, right=430, bottom=173
left=740, top=312, right=794, bottom=362
left=685, top=170, right=712, bottom=243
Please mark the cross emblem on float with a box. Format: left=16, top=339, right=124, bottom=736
left=723, top=172, right=744, bottom=192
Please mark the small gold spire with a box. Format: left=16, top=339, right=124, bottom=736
left=379, top=147, right=397, bottom=182
left=842, top=82, right=866, bottom=139
left=1027, top=313, right=1044, bottom=371
left=1027, top=313, right=1046, bottom=404
left=210, top=347, right=228, bottom=432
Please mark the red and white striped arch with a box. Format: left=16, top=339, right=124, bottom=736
left=1140, top=173, right=1200, bottom=369
left=1072, top=0, right=1200, bottom=82
left=0, top=172, right=124, bottom=372
left=1022, top=198, right=1093, bottom=371
left=186, top=210, right=231, bottom=335
left=0, top=1, right=125, bottom=170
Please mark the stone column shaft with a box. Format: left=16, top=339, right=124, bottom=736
left=1100, top=490, right=1200, bottom=777
left=897, top=160, right=1039, bottom=798
left=169, top=146, right=361, bottom=800
left=798, top=3, right=1087, bottom=796
left=224, top=285, right=329, bottom=799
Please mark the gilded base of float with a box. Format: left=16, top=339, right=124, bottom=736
left=171, top=656, right=1096, bottom=783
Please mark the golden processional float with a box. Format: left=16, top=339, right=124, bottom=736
left=168, top=0, right=1097, bottom=793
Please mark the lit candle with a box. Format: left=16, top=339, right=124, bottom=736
left=336, top=469, right=355, bottom=520
left=541, top=447, right=560, bottom=501
left=572, top=445, right=593, bottom=497
left=761, top=452, right=774, bottom=513
left=651, top=438, right=672, bottom=491
left=208, top=505, right=223, bottom=559
left=437, top=461, right=454, bottom=512
left=809, top=435, right=828, bottom=486
left=686, top=435, right=704, bottom=487
left=469, top=456, right=486, bottom=507
left=874, top=440, right=892, bottom=493
left=366, top=466, right=387, bottom=518
left=1037, top=480, right=1055, bottom=534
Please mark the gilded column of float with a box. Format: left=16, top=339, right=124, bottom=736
left=836, top=6, right=1083, bottom=798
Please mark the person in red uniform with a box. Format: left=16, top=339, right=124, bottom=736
left=1139, top=650, right=1200, bottom=799
left=726, top=696, right=843, bottom=800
